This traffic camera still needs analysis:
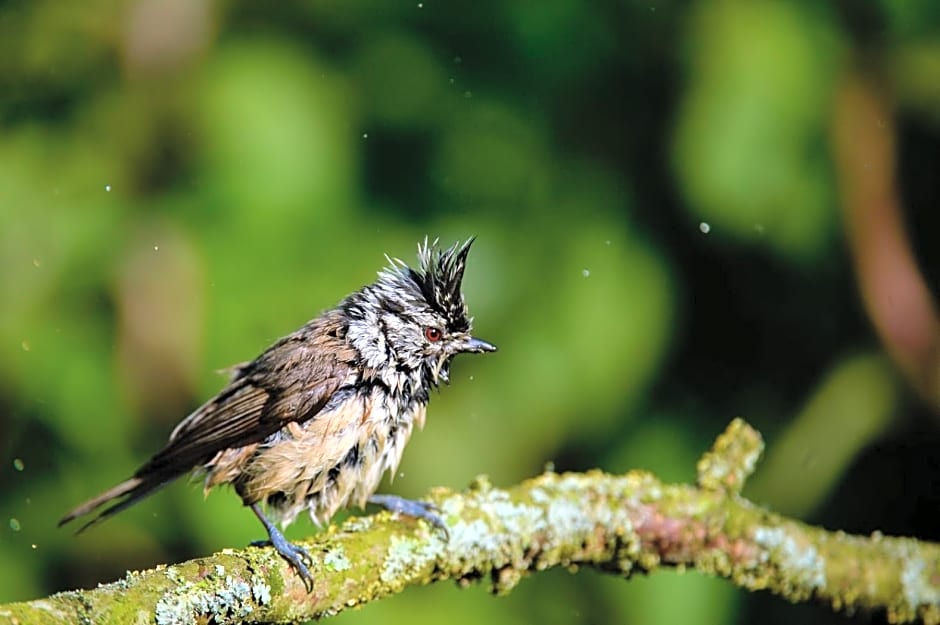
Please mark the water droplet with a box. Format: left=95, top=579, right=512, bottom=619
left=10, top=518, right=21, bottom=531
left=463, top=91, right=473, bottom=99
left=153, top=245, right=159, bottom=251
left=13, top=458, right=24, bottom=471
left=362, top=132, right=369, bottom=139
left=21, top=340, right=30, bottom=352
left=448, top=77, right=455, bottom=84
left=417, top=1, right=423, bottom=7
left=32, top=258, right=41, bottom=268
left=469, top=375, right=475, bottom=381
left=699, top=222, right=711, bottom=234
left=582, top=269, right=590, bottom=277
left=31, top=543, right=38, bottom=549
left=604, top=240, right=611, bottom=246
left=105, top=184, right=112, bottom=192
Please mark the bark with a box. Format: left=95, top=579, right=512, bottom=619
left=1, top=419, right=936, bottom=625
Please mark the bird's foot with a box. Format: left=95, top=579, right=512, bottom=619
left=250, top=531, right=314, bottom=591
left=369, top=494, right=449, bottom=537
left=250, top=504, right=314, bottom=592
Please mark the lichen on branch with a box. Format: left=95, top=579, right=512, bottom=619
left=1, top=420, right=937, bottom=625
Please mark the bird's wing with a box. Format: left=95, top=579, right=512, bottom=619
left=139, top=379, right=284, bottom=477
left=142, top=328, right=357, bottom=480
left=60, top=320, right=357, bottom=530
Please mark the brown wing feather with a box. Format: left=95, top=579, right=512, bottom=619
left=136, top=380, right=274, bottom=477
left=59, top=313, right=357, bottom=531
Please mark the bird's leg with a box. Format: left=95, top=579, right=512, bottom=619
left=368, top=494, right=449, bottom=537
left=249, top=503, right=314, bottom=592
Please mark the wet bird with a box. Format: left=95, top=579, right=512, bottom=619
left=60, top=238, right=496, bottom=590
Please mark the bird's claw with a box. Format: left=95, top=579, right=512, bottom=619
left=368, top=494, right=450, bottom=538
left=251, top=534, right=315, bottom=591
left=252, top=537, right=314, bottom=565
left=249, top=502, right=316, bottom=592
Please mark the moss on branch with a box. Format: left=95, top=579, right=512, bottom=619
left=1, top=420, right=937, bottom=625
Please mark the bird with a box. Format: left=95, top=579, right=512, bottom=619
left=59, top=237, right=496, bottom=590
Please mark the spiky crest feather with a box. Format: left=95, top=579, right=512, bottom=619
left=411, top=237, right=473, bottom=331
left=376, top=238, right=474, bottom=332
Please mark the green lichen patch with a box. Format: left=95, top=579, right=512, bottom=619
left=323, top=546, right=352, bottom=572
left=697, top=418, right=764, bottom=494
left=153, top=558, right=272, bottom=625
left=379, top=533, right=440, bottom=588
left=900, top=546, right=940, bottom=618
left=752, top=525, right=826, bottom=600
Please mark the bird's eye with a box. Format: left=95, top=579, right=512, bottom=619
left=424, top=327, right=443, bottom=343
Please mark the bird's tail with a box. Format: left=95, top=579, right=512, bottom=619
left=58, top=476, right=170, bottom=534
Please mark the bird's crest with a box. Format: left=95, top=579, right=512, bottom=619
left=375, top=237, right=476, bottom=332
left=412, top=237, right=474, bottom=331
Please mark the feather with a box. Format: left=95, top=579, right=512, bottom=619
left=59, top=313, right=355, bottom=530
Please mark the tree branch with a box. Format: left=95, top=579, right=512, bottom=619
left=2, top=419, right=937, bottom=625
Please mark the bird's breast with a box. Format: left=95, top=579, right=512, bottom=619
left=237, top=384, right=428, bottom=527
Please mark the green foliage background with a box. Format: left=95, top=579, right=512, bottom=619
left=1, top=1, right=938, bottom=623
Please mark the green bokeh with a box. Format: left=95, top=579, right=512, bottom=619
left=673, top=2, right=840, bottom=259
left=0, top=1, right=931, bottom=624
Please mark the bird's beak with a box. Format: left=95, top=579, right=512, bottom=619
left=461, top=336, right=497, bottom=353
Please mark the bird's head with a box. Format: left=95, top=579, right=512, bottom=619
left=345, top=238, right=496, bottom=389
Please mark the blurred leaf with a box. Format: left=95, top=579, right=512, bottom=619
left=747, top=352, right=900, bottom=517
left=881, top=1, right=940, bottom=39
left=894, top=41, right=940, bottom=122
left=673, top=2, right=841, bottom=260
left=197, top=39, right=354, bottom=222
left=434, top=101, right=550, bottom=206
left=604, top=415, right=701, bottom=484
left=605, top=569, right=740, bottom=625
left=507, top=0, right=615, bottom=85
left=354, top=31, right=448, bottom=128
